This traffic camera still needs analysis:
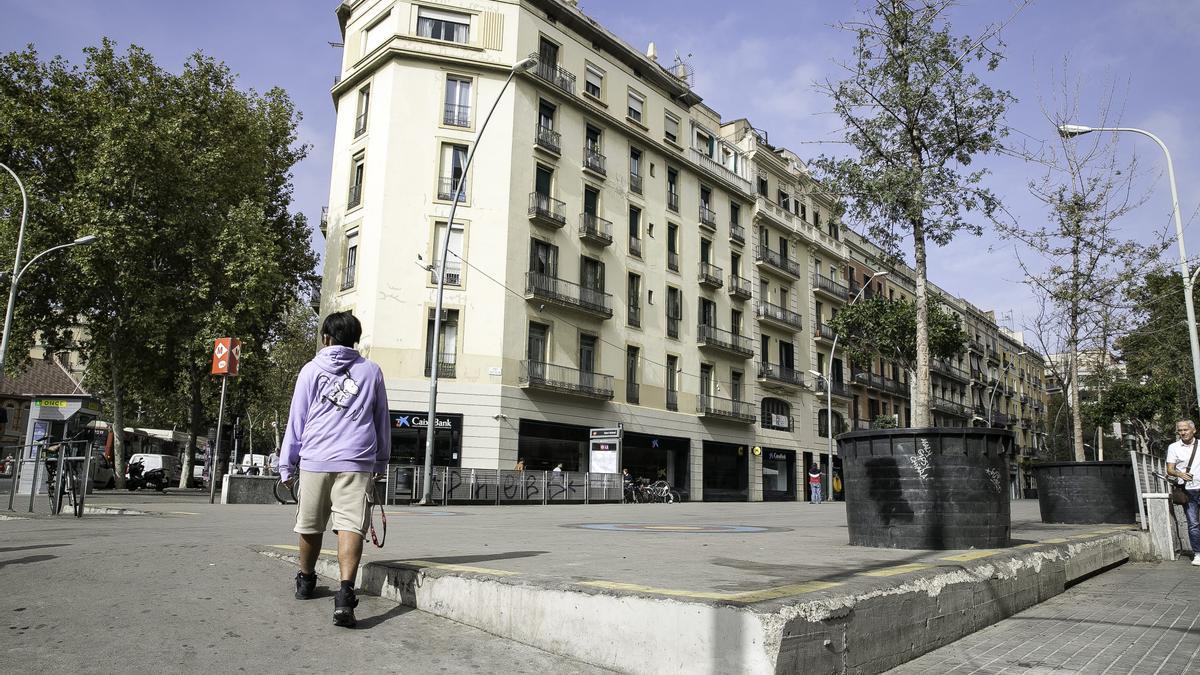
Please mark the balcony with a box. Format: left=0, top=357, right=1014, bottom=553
left=696, top=324, right=754, bottom=358
left=444, top=104, right=470, bottom=128
left=932, top=358, right=969, bottom=383
left=430, top=263, right=462, bottom=287
left=667, top=251, right=679, bottom=273
left=525, top=271, right=612, bottom=319
left=579, top=213, right=613, bottom=246
left=520, top=360, right=612, bottom=400
left=698, top=262, right=723, bottom=289
left=583, top=146, right=607, bottom=176
left=812, top=273, right=850, bottom=301
left=423, top=361, right=457, bottom=379
left=815, top=322, right=837, bottom=341
left=754, top=245, right=801, bottom=278
left=699, top=205, right=717, bottom=229
left=991, top=413, right=1012, bottom=427
left=758, top=362, right=805, bottom=390
left=756, top=301, right=803, bottom=331
left=437, top=176, right=467, bottom=202
left=528, top=192, right=566, bottom=228
left=932, top=397, right=970, bottom=418
left=696, top=394, right=755, bottom=423
left=690, top=148, right=752, bottom=194
left=531, top=55, right=576, bottom=95
left=852, top=370, right=907, bottom=396
left=970, top=367, right=986, bottom=382
left=728, top=274, right=753, bottom=300
left=629, top=173, right=643, bottom=195
left=347, top=183, right=362, bottom=209
left=666, top=389, right=678, bottom=411
left=968, top=340, right=985, bottom=355
left=667, top=192, right=679, bottom=212
left=626, top=382, right=640, bottom=404
left=729, top=223, right=745, bottom=245
left=534, top=124, right=561, bottom=154
left=628, top=305, right=641, bottom=328
left=814, top=377, right=852, bottom=398
left=319, top=206, right=329, bottom=236
left=1019, top=417, right=1031, bottom=430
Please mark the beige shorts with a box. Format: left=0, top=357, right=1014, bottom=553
left=293, top=470, right=373, bottom=537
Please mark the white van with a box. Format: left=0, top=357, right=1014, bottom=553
left=128, top=453, right=182, bottom=484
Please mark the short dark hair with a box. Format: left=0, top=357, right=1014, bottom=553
left=321, top=311, right=362, bottom=347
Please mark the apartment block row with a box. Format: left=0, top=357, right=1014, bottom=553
left=320, top=0, right=1049, bottom=501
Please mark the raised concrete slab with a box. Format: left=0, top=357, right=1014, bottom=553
left=256, top=501, right=1149, bottom=674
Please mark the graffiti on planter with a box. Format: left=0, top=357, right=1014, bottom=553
left=547, top=473, right=582, bottom=501
left=909, top=438, right=933, bottom=480
left=985, top=467, right=1002, bottom=493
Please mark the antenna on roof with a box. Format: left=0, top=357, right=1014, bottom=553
left=671, top=51, right=694, bottom=87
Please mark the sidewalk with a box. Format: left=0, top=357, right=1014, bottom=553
left=888, top=560, right=1199, bottom=674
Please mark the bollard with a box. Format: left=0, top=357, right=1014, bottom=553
left=1144, top=493, right=1176, bottom=561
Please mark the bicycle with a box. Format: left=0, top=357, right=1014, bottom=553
left=45, top=454, right=83, bottom=518
left=273, top=477, right=301, bottom=505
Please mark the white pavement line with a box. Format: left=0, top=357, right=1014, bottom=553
left=0, top=514, right=29, bottom=520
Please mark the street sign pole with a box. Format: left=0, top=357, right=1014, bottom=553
left=209, top=374, right=228, bottom=505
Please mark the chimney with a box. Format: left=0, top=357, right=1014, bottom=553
left=647, top=42, right=658, bottom=61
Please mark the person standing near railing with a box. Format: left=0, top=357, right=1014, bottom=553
left=808, top=463, right=823, bottom=505
left=1166, top=419, right=1200, bottom=566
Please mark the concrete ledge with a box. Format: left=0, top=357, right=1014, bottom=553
left=222, top=475, right=279, bottom=504
left=259, top=529, right=1142, bottom=674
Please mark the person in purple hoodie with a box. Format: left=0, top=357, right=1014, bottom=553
left=280, top=311, right=390, bottom=628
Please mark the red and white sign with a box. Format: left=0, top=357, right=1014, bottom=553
left=211, top=337, right=241, bottom=377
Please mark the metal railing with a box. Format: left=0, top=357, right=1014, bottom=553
left=699, top=205, right=717, bottom=228
left=629, top=173, right=642, bottom=194
left=438, top=176, right=467, bottom=202
left=756, top=301, right=803, bottom=330
left=812, top=273, right=850, bottom=300
left=932, top=358, right=968, bottom=382
left=698, top=262, right=723, bottom=288
left=6, top=441, right=95, bottom=515
left=697, top=394, right=755, bottom=422
left=815, top=322, right=837, bottom=340
left=690, top=148, right=752, bottom=193
left=386, top=465, right=626, bottom=505
left=583, top=146, right=606, bottom=175
left=423, top=361, right=457, bottom=378
left=525, top=271, right=613, bottom=317
left=815, top=377, right=851, bottom=398
left=696, top=324, right=754, bottom=357
left=535, top=124, right=561, bottom=154
left=758, top=362, right=805, bottom=388
left=932, top=397, right=969, bottom=417
left=729, top=223, right=745, bottom=243
left=579, top=213, right=613, bottom=245
left=667, top=251, right=679, bottom=272
left=629, top=235, right=642, bottom=257
left=520, top=360, right=613, bottom=399
left=666, top=389, right=678, bottom=411
left=430, top=264, right=462, bottom=286
left=667, top=191, right=679, bottom=212
left=528, top=192, right=566, bottom=226
left=354, top=112, right=367, bottom=136
left=628, top=304, right=641, bottom=328
left=347, top=183, right=362, bottom=208
left=755, top=245, right=801, bottom=277
left=444, top=104, right=470, bottom=127
left=728, top=274, right=752, bottom=299
left=531, top=55, right=576, bottom=95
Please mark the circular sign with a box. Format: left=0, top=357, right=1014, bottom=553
left=566, top=523, right=789, bottom=534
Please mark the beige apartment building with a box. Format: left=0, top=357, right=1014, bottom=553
left=321, top=0, right=1047, bottom=501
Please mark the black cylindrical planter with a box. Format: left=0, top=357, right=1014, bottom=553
left=1032, top=461, right=1139, bottom=524
left=837, top=428, right=1013, bottom=549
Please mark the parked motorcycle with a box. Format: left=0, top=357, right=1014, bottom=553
left=126, top=459, right=167, bottom=492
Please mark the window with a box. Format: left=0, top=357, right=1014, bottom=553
left=438, top=143, right=468, bottom=201
left=355, top=85, right=370, bottom=136
left=666, top=167, right=679, bottom=211
left=628, top=206, right=642, bottom=257
left=348, top=153, right=365, bottom=208
left=813, top=208, right=821, bottom=227
left=700, top=238, right=712, bottom=265
left=585, top=125, right=605, bottom=173
left=800, top=202, right=807, bottom=221
left=730, top=201, right=740, bottom=227
left=695, top=130, right=714, bottom=157
left=417, top=6, right=470, bottom=44
left=626, top=346, right=640, bottom=403
left=667, top=286, right=682, bottom=338
left=583, top=186, right=599, bottom=217
left=341, top=233, right=358, bottom=290
left=627, top=273, right=641, bottom=327
left=762, top=398, right=792, bottom=431
left=730, top=371, right=743, bottom=402
left=699, top=298, right=716, bottom=327
left=667, top=223, right=679, bottom=272
left=777, top=190, right=790, bottom=210
left=529, top=238, right=558, bottom=276
left=731, top=252, right=741, bottom=276
left=700, top=186, right=712, bottom=209
left=444, top=76, right=471, bottom=127
left=362, top=13, right=390, bottom=56
left=584, top=65, right=604, bottom=99
left=664, top=113, right=680, bottom=143
left=581, top=256, right=605, bottom=293
left=527, top=322, right=549, bottom=365
left=425, top=309, right=458, bottom=378
left=627, top=89, right=644, bottom=123
left=629, top=148, right=642, bottom=194
left=432, top=222, right=464, bottom=286
left=666, top=355, right=678, bottom=410
left=731, top=308, right=742, bottom=335
left=538, top=100, right=556, bottom=130
left=818, top=409, right=844, bottom=437
left=585, top=125, right=602, bottom=152
left=757, top=177, right=768, bottom=197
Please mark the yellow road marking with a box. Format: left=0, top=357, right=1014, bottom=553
left=577, top=579, right=841, bottom=602
left=1016, top=543, right=1043, bottom=549
left=270, top=544, right=338, bottom=556
left=395, top=560, right=520, bottom=576
left=860, top=563, right=933, bottom=577
left=940, top=550, right=999, bottom=562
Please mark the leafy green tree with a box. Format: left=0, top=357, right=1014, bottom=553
left=814, top=0, right=1012, bottom=427
left=828, top=296, right=967, bottom=382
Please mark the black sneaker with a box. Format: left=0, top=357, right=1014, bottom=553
left=295, top=571, right=317, bottom=600
left=333, top=587, right=359, bottom=628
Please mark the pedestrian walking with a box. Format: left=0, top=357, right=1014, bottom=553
left=1166, top=419, right=1200, bottom=566
left=514, top=457, right=525, bottom=471
left=280, top=311, right=391, bottom=627
left=808, top=463, right=823, bottom=505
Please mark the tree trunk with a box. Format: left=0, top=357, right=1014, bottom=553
left=109, top=353, right=128, bottom=489
left=180, top=368, right=204, bottom=488
left=1069, top=351, right=1085, bottom=461
left=911, top=216, right=932, bottom=428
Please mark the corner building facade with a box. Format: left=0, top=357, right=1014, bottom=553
left=321, top=0, right=1047, bottom=502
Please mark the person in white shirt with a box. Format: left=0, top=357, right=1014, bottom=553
left=1166, top=419, right=1200, bottom=566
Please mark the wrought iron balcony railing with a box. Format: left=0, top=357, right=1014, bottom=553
left=531, top=55, right=575, bottom=95
left=444, top=104, right=470, bottom=128
left=756, top=301, right=803, bottom=330
left=758, top=362, right=805, bottom=388
left=728, top=274, right=752, bottom=300
left=629, top=173, right=642, bottom=194
left=699, top=205, right=717, bottom=229
left=696, top=323, right=754, bottom=358
left=347, top=183, right=362, bottom=209
left=812, top=273, right=850, bottom=301
left=755, top=245, right=801, bottom=277
left=667, top=191, right=679, bottom=212
left=423, top=361, right=457, bottom=378
left=579, top=213, right=613, bottom=246
left=525, top=271, right=612, bottom=318
left=535, top=124, right=561, bottom=154
left=520, top=360, right=612, bottom=399
left=815, top=322, right=837, bottom=341
left=696, top=394, right=755, bottom=423
left=528, top=192, right=566, bottom=227
left=729, top=223, right=745, bottom=244
left=438, top=176, right=467, bottom=202
left=583, top=146, right=607, bottom=175
left=698, top=262, right=723, bottom=288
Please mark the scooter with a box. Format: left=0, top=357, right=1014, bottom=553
left=127, top=459, right=167, bottom=492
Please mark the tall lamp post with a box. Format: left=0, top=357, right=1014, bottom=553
left=1057, top=124, right=1200, bottom=414
left=420, top=55, right=538, bottom=505
left=810, top=271, right=887, bottom=501
left=0, top=161, right=29, bottom=377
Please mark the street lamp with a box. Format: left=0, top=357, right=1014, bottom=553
left=809, top=270, right=888, bottom=501
left=985, top=351, right=1025, bottom=427
left=0, top=161, right=29, bottom=378
left=1056, top=123, right=1200, bottom=414
left=420, top=55, right=538, bottom=505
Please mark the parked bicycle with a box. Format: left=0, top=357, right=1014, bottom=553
left=273, top=477, right=301, bottom=505
left=44, top=445, right=83, bottom=518
left=624, top=478, right=680, bottom=504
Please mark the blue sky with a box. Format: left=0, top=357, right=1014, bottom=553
left=3, top=0, right=1198, bottom=349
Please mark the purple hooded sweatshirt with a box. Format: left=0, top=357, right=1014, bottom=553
left=279, top=346, right=391, bottom=481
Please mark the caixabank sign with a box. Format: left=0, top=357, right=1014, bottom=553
left=390, top=412, right=461, bottom=431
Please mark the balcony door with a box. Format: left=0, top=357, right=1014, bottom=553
left=527, top=322, right=549, bottom=381
left=579, top=334, right=597, bottom=391
left=538, top=38, right=558, bottom=68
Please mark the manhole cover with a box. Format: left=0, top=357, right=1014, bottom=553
left=566, top=523, right=789, bottom=533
